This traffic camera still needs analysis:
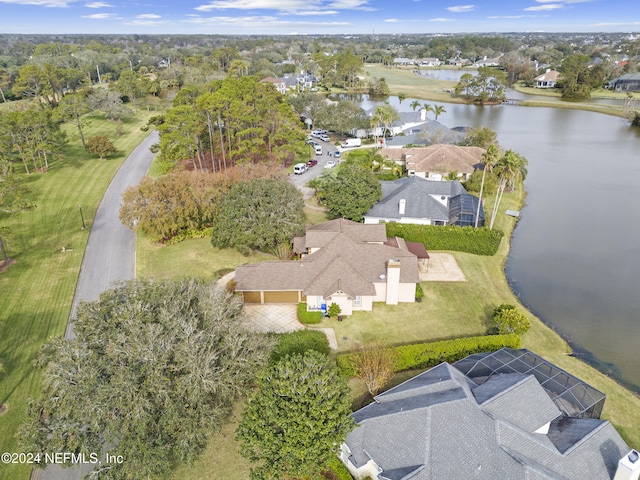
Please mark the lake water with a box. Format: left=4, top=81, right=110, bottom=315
left=347, top=87, right=640, bottom=392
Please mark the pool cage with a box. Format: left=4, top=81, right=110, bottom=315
left=453, top=348, right=606, bottom=419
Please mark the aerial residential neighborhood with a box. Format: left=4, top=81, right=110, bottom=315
left=1, top=13, right=640, bottom=480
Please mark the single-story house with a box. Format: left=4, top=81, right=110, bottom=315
left=354, top=108, right=432, bottom=139
left=380, top=144, right=484, bottom=181
left=234, top=219, right=420, bottom=314
left=419, top=58, right=441, bottom=67
left=608, top=73, right=640, bottom=92
left=383, top=119, right=466, bottom=148
left=363, top=176, right=484, bottom=227
left=534, top=69, right=561, bottom=88
left=341, top=348, right=636, bottom=480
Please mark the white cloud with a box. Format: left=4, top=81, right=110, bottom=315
left=447, top=5, right=475, bottom=13
left=383, top=18, right=419, bottom=23
left=592, top=21, right=640, bottom=27
left=125, top=19, right=169, bottom=26
left=81, top=12, right=117, bottom=18
left=536, top=0, right=592, bottom=3
left=288, top=9, right=339, bottom=15
left=184, top=15, right=350, bottom=27
left=0, top=0, right=76, bottom=6
left=136, top=13, right=161, bottom=19
left=430, top=17, right=454, bottom=22
left=524, top=3, right=563, bottom=10
left=195, top=0, right=373, bottom=13
left=195, top=0, right=318, bottom=11
left=84, top=1, right=112, bottom=7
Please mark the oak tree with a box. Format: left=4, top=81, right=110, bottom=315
left=236, top=351, right=354, bottom=480
left=19, top=279, right=273, bottom=479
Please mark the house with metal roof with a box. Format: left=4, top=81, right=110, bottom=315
left=363, top=176, right=484, bottom=227
left=234, top=219, right=421, bottom=314
left=341, top=348, right=636, bottom=480
left=608, top=73, right=640, bottom=92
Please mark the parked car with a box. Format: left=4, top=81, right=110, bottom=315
left=334, top=151, right=341, bottom=158
left=306, top=159, right=318, bottom=167
left=324, top=160, right=337, bottom=169
left=293, top=163, right=308, bottom=174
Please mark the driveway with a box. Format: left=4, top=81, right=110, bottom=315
left=288, top=137, right=339, bottom=189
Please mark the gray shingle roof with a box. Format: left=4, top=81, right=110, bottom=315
left=344, top=352, right=630, bottom=480
left=365, top=176, right=471, bottom=224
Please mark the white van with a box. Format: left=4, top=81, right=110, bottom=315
left=293, top=163, right=308, bottom=174
left=314, top=145, right=322, bottom=156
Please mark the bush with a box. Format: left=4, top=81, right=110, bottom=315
left=336, top=333, right=521, bottom=377
left=327, top=303, right=342, bottom=318
left=385, top=223, right=503, bottom=256
left=415, top=283, right=425, bottom=299
left=322, top=457, right=353, bottom=480
left=298, top=303, right=323, bottom=324
left=270, top=330, right=330, bottom=363
left=491, top=304, right=531, bottom=335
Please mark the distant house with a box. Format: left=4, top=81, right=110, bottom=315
left=393, top=57, right=414, bottom=66
left=447, top=57, right=471, bottom=66
left=419, top=58, right=441, bottom=67
left=260, top=77, right=287, bottom=95
left=234, top=219, right=421, bottom=314
left=473, top=55, right=502, bottom=67
left=608, top=73, right=640, bottom=92
left=354, top=108, right=431, bottom=139
left=382, top=144, right=484, bottom=181
left=383, top=120, right=465, bottom=148
left=363, top=176, right=484, bottom=227
left=535, top=69, right=561, bottom=88
left=341, top=348, right=636, bottom=480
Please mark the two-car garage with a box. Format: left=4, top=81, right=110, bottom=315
left=241, top=291, right=304, bottom=304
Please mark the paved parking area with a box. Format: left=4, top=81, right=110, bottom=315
left=420, top=252, right=467, bottom=282
left=242, top=304, right=338, bottom=350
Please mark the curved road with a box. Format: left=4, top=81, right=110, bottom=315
left=37, top=132, right=158, bottom=480
left=65, top=130, right=158, bottom=340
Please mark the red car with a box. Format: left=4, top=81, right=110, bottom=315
left=306, top=159, right=318, bottom=167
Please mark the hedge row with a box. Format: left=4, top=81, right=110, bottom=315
left=270, top=330, right=330, bottom=363
left=297, top=302, right=323, bottom=324
left=385, top=223, right=504, bottom=256
left=336, top=333, right=521, bottom=377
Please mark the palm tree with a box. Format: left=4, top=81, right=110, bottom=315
left=410, top=100, right=421, bottom=112
left=489, top=149, right=528, bottom=230
left=422, top=103, right=433, bottom=117
left=474, top=143, right=501, bottom=228
left=398, top=92, right=406, bottom=104
left=432, top=104, right=446, bottom=120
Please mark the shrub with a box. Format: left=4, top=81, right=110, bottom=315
left=322, top=457, right=353, bottom=480
left=337, top=334, right=521, bottom=377
left=415, top=283, right=425, bottom=299
left=385, top=223, right=503, bottom=256
left=328, top=303, right=342, bottom=318
left=270, top=330, right=330, bottom=363
left=491, top=304, right=531, bottom=335
left=298, top=303, right=323, bottom=325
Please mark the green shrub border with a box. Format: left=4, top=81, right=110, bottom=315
left=297, top=302, right=323, bottom=324
left=386, top=223, right=504, bottom=256
left=336, top=333, right=522, bottom=377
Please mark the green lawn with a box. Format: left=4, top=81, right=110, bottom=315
left=0, top=110, right=155, bottom=480
left=136, top=236, right=273, bottom=282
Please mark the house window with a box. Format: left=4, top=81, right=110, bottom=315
left=354, top=296, right=361, bottom=307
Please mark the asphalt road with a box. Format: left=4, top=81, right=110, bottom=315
left=63, top=130, right=158, bottom=337
left=288, top=137, right=340, bottom=189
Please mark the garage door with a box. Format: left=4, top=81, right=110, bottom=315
left=242, top=292, right=262, bottom=303
left=263, top=291, right=299, bottom=304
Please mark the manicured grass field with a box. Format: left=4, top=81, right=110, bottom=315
left=0, top=110, right=154, bottom=480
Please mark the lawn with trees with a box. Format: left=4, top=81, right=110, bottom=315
left=20, top=279, right=273, bottom=479
left=0, top=108, right=154, bottom=480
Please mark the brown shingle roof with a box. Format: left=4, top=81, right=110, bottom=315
left=234, top=220, right=419, bottom=295
left=389, top=145, right=485, bottom=175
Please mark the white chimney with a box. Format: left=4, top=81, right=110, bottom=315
left=399, top=199, right=406, bottom=215
left=385, top=259, right=401, bottom=305
left=420, top=108, right=426, bottom=121
left=615, top=450, right=640, bottom=480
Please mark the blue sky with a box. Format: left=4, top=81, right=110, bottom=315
left=0, top=0, right=638, bottom=35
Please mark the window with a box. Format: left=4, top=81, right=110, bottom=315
left=354, top=296, right=361, bottom=307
